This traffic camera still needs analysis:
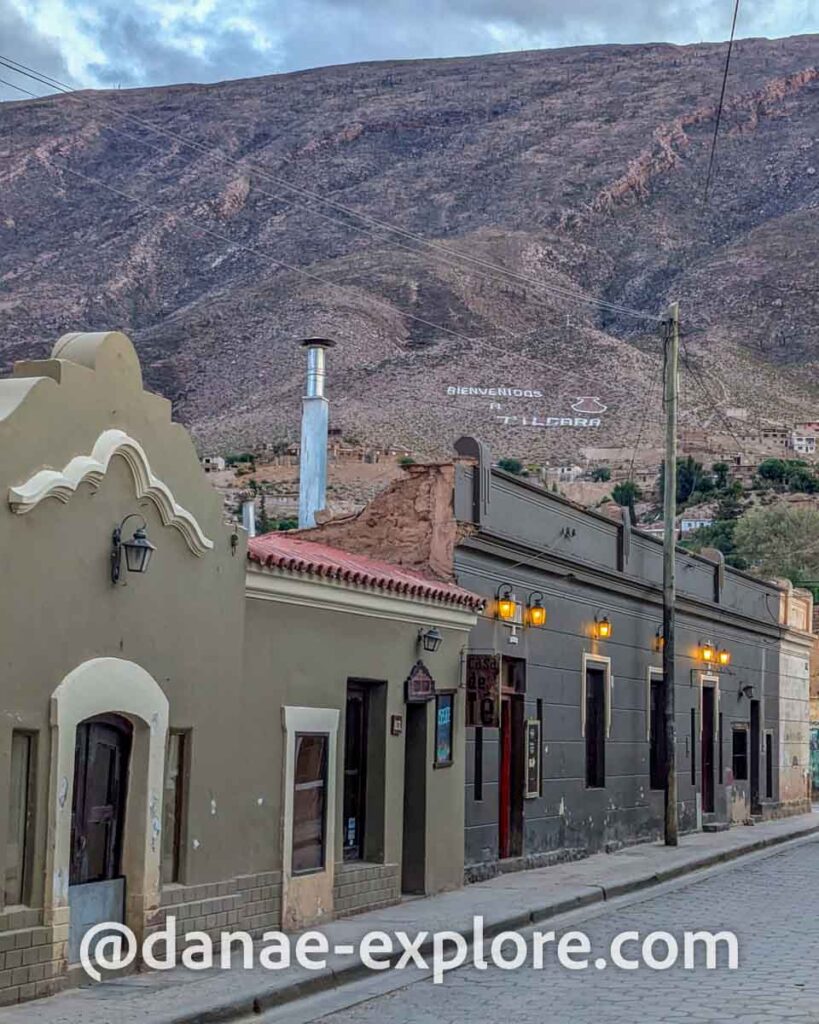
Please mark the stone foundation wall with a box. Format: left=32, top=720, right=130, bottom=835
left=0, top=907, right=65, bottom=1006
left=147, top=870, right=283, bottom=946
left=333, top=862, right=400, bottom=916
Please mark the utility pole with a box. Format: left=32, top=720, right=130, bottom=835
left=662, top=302, right=680, bottom=846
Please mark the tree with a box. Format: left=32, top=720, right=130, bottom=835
left=657, top=456, right=712, bottom=508
left=498, top=458, right=525, bottom=476
left=398, top=455, right=416, bottom=467
left=733, top=506, right=819, bottom=585
left=612, top=480, right=642, bottom=517
left=712, top=462, right=731, bottom=490
left=786, top=464, right=817, bottom=494
left=715, top=484, right=745, bottom=521
left=681, top=520, right=747, bottom=570
left=590, top=466, right=611, bottom=482
left=256, top=493, right=272, bottom=534
left=757, top=458, right=788, bottom=484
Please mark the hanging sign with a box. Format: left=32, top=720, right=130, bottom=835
left=466, top=653, right=501, bottom=728
left=405, top=661, right=435, bottom=703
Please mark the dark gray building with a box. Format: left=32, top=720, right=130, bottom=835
left=452, top=438, right=812, bottom=877
left=297, top=438, right=813, bottom=882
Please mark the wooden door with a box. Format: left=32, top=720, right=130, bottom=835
left=701, top=686, right=715, bottom=814
left=343, top=683, right=368, bottom=861
left=499, top=697, right=512, bottom=859
left=70, top=716, right=132, bottom=886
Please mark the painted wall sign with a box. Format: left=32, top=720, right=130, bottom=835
left=404, top=661, right=436, bottom=703
left=525, top=718, right=542, bottom=799
left=446, top=388, right=608, bottom=429
left=466, top=653, right=501, bottom=728
left=447, top=386, right=544, bottom=398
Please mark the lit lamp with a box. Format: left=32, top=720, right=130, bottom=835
left=496, top=584, right=517, bottom=622
left=111, top=513, right=156, bottom=584
left=418, top=626, right=443, bottom=653
left=594, top=615, right=612, bottom=640
left=527, top=592, right=547, bottom=628
left=700, top=642, right=716, bottom=665
left=653, top=628, right=664, bottom=653
left=718, top=648, right=731, bottom=668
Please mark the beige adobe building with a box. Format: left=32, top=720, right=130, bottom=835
left=0, top=331, right=479, bottom=1004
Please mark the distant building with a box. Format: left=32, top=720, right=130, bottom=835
left=680, top=515, right=714, bottom=535
left=201, top=455, right=226, bottom=472
left=789, top=431, right=817, bottom=456
left=544, top=464, right=583, bottom=484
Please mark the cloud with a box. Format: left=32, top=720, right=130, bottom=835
left=1, top=0, right=817, bottom=101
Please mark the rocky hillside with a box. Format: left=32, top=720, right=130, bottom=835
left=1, top=35, right=818, bottom=460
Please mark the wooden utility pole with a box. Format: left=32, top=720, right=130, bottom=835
left=662, top=302, right=680, bottom=847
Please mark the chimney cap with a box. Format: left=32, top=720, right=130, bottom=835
left=300, top=337, right=337, bottom=349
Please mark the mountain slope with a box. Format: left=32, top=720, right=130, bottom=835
left=1, top=36, right=818, bottom=459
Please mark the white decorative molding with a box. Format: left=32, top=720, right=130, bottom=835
left=8, top=428, right=213, bottom=556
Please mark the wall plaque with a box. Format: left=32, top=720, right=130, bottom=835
left=405, top=661, right=435, bottom=703
left=525, top=718, right=542, bottom=799
left=466, top=653, right=501, bottom=728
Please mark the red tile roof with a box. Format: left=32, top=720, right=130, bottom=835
left=248, top=533, right=484, bottom=611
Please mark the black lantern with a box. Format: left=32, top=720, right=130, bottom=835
left=419, top=626, right=443, bottom=653
left=112, top=514, right=156, bottom=584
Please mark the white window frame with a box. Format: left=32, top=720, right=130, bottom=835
left=646, top=666, right=664, bottom=742
left=581, top=653, right=613, bottom=739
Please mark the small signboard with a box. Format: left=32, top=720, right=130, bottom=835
left=525, top=718, right=541, bottom=799
left=405, top=661, right=435, bottom=703
left=466, top=653, right=501, bottom=728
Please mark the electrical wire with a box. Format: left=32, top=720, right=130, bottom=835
left=0, top=54, right=661, bottom=325
left=703, top=0, right=741, bottom=203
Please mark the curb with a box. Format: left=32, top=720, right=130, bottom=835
left=166, top=821, right=819, bottom=1023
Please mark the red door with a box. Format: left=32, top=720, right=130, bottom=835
left=499, top=697, right=512, bottom=859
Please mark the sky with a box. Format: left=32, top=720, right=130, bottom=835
left=0, top=0, right=817, bottom=101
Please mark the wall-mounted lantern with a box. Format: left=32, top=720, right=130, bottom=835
left=418, top=626, right=443, bottom=654
left=526, top=592, right=547, bottom=628
left=594, top=614, right=612, bottom=640
left=653, top=628, right=664, bottom=653
left=699, top=641, right=716, bottom=665
left=496, top=584, right=518, bottom=622
left=111, top=513, right=156, bottom=585
left=738, top=682, right=754, bottom=700
left=718, top=648, right=732, bottom=668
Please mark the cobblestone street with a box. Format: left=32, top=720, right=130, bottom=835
left=303, top=837, right=819, bottom=1024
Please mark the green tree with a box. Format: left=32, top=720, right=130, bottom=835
left=657, top=456, right=712, bottom=509
left=256, top=493, right=272, bottom=534
left=498, top=458, right=525, bottom=476
left=786, top=464, right=817, bottom=494
left=681, top=520, right=747, bottom=570
left=757, top=458, right=788, bottom=484
left=733, top=506, right=819, bottom=585
left=712, top=462, right=731, bottom=490
left=715, top=484, right=745, bottom=521
left=590, top=466, right=611, bottom=482
left=612, top=480, right=642, bottom=517
left=398, top=455, right=416, bottom=467
left=274, top=517, right=299, bottom=531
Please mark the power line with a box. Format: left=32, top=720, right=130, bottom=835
left=0, top=54, right=661, bottom=326
left=703, top=0, right=741, bottom=203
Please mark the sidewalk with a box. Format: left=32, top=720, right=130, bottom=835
left=3, top=812, right=817, bottom=1024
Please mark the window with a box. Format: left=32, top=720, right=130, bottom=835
left=5, top=732, right=34, bottom=906
left=161, top=731, right=187, bottom=884
left=732, top=727, right=749, bottom=781
left=649, top=676, right=666, bottom=791
left=585, top=667, right=606, bottom=788
left=435, top=694, right=454, bottom=767
left=292, top=733, right=328, bottom=874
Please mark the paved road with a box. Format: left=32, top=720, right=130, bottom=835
left=280, top=836, right=819, bottom=1024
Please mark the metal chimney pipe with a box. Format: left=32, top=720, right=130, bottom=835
left=242, top=499, right=256, bottom=538
left=298, top=338, right=336, bottom=529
